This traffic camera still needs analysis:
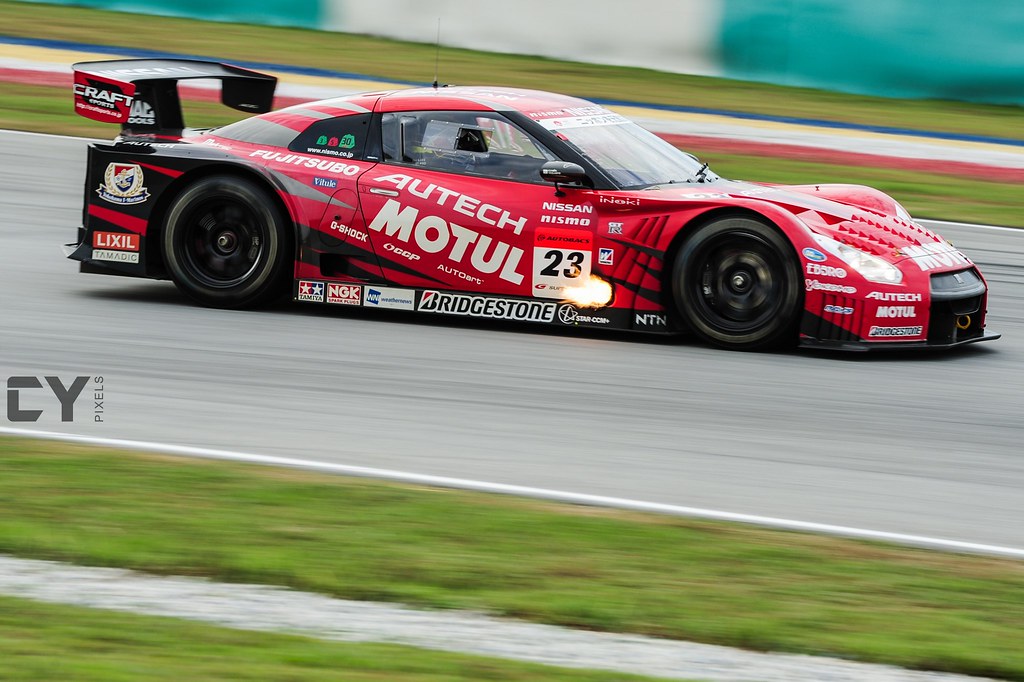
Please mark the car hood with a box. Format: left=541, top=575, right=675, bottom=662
left=656, top=180, right=971, bottom=270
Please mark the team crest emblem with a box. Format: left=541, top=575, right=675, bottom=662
left=97, top=163, right=150, bottom=205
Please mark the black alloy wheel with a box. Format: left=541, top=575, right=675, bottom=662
left=672, top=216, right=801, bottom=350
left=162, top=175, right=291, bottom=308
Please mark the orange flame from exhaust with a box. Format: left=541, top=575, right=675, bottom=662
left=563, top=276, right=613, bottom=308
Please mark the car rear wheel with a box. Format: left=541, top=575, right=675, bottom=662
left=162, top=175, right=291, bottom=308
left=671, top=216, right=801, bottom=350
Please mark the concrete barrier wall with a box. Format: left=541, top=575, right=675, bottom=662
left=321, top=0, right=724, bottom=78
left=18, top=0, right=1024, bottom=105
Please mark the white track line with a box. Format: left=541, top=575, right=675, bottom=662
left=3, top=426, right=1023, bottom=560
left=920, top=218, right=1023, bottom=233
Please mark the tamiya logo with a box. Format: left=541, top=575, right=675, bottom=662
left=297, top=280, right=325, bottom=302
left=97, top=163, right=149, bottom=205
left=326, top=283, right=360, bottom=305
left=598, top=248, right=614, bottom=266
left=418, top=291, right=556, bottom=322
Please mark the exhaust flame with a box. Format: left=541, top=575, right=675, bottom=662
left=563, top=276, right=613, bottom=308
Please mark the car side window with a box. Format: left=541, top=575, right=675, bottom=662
left=380, top=110, right=557, bottom=183
left=290, top=113, right=371, bottom=159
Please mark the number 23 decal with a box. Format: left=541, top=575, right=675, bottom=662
left=540, top=249, right=585, bottom=278
left=531, top=230, right=592, bottom=300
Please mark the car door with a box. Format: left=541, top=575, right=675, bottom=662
left=357, top=109, right=588, bottom=299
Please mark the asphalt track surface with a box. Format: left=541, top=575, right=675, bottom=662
left=3, top=130, right=1023, bottom=550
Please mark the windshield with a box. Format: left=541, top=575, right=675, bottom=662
left=536, top=114, right=715, bottom=189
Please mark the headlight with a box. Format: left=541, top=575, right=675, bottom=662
left=834, top=243, right=903, bottom=284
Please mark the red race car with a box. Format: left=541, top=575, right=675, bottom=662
left=67, top=58, right=998, bottom=351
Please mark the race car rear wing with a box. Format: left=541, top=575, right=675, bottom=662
left=73, top=59, right=277, bottom=133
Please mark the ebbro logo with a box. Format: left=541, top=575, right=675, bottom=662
left=98, top=163, right=150, bottom=205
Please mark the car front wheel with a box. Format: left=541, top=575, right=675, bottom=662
left=671, top=216, right=801, bottom=350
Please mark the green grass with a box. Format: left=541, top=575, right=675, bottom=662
left=0, top=595, right=677, bottom=682
left=1, top=1, right=1021, bottom=226
left=1, top=438, right=1023, bottom=680
left=1, top=0, right=1021, bottom=140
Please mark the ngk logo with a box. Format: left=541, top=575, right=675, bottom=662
left=92, top=232, right=140, bottom=252
left=326, top=283, right=361, bottom=305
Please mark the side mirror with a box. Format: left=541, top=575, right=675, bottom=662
left=539, top=161, right=587, bottom=196
left=539, top=161, right=586, bottom=185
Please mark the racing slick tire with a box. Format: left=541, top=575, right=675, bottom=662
left=162, top=175, right=292, bottom=308
left=671, top=216, right=801, bottom=350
